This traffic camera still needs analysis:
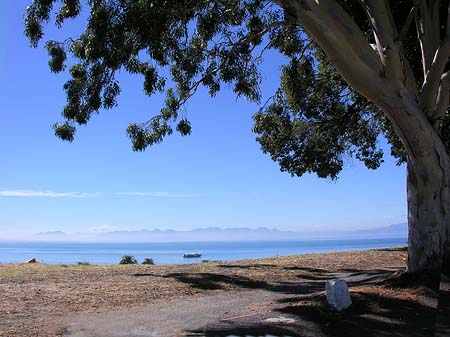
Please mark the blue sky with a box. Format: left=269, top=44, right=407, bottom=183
left=0, top=1, right=406, bottom=240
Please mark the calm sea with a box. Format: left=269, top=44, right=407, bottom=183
left=0, top=238, right=406, bottom=265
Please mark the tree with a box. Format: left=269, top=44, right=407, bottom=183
left=25, top=0, right=450, bottom=281
left=119, top=255, right=138, bottom=264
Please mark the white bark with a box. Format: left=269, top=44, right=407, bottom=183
left=407, top=162, right=450, bottom=277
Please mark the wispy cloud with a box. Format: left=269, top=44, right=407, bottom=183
left=113, top=191, right=200, bottom=198
left=383, top=214, right=406, bottom=219
left=0, top=189, right=200, bottom=198
left=0, top=190, right=94, bottom=198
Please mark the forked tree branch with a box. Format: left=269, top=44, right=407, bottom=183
left=275, top=0, right=384, bottom=103
left=268, top=0, right=446, bottom=165
left=359, top=0, right=418, bottom=97
left=420, top=39, right=450, bottom=116
left=433, top=72, right=450, bottom=129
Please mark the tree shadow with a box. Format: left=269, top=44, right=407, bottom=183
left=134, top=272, right=270, bottom=290
left=217, top=263, right=278, bottom=270
left=276, top=291, right=435, bottom=337
left=133, top=267, right=440, bottom=336
left=133, top=268, right=401, bottom=293
left=187, top=291, right=436, bottom=337
left=436, top=275, right=450, bottom=337
left=188, top=324, right=306, bottom=337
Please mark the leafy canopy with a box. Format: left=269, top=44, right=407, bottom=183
left=25, top=0, right=437, bottom=179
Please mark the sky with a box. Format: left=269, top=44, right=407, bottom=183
left=0, top=1, right=407, bottom=240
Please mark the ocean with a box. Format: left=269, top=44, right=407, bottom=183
left=0, top=238, right=407, bottom=265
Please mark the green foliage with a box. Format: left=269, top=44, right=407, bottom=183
left=53, top=122, right=76, bottom=142
left=176, top=119, right=192, bottom=136
left=253, top=50, right=383, bottom=179
left=119, top=255, right=137, bottom=265
left=141, top=257, right=155, bottom=265
left=25, top=0, right=444, bottom=179
left=77, top=261, right=92, bottom=266
left=45, top=41, right=66, bottom=73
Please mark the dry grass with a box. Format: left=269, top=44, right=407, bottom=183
left=0, top=248, right=407, bottom=337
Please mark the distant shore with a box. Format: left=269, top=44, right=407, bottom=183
left=0, top=247, right=409, bottom=336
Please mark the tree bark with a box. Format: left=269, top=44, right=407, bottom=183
left=379, top=90, right=450, bottom=286
left=407, top=159, right=450, bottom=285
left=443, top=216, right=450, bottom=278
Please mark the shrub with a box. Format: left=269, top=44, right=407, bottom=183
left=142, top=257, right=155, bottom=265
left=77, top=261, right=92, bottom=266
left=119, top=255, right=138, bottom=265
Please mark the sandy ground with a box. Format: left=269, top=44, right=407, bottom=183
left=0, top=247, right=416, bottom=336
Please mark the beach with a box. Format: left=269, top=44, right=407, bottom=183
left=1, top=247, right=437, bottom=337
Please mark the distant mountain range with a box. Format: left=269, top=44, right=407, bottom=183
left=32, top=223, right=408, bottom=242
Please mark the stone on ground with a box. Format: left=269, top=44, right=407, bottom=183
left=325, top=279, right=352, bottom=311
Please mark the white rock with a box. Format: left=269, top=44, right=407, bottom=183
left=325, top=279, right=352, bottom=311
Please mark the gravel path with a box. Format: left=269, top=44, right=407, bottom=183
left=64, top=289, right=282, bottom=337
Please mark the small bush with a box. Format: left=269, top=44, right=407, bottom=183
left=119, top=255, right=138, bottom=265
left=77, top=261, right=92, bottom=266
left=142, top=257, right=155, bottom=265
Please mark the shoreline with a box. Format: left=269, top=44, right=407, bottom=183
left=0, top=238, right=407, bottom=266
left=0, top=245, right=408, bottom=267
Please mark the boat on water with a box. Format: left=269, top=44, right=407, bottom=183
left=183, top=253, right=202, bottom=258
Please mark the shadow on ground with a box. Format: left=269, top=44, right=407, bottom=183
left=436, top=275, right=450, bottom=337
left=134, top=266, right=445, bottom=337
left=185, top=292, right=436, bottom=337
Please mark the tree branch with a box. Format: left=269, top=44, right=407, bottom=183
left=415, top=0, right=432, bottom=76
left=359, top=0, right=417, bottom=95
left=447, top=0, right=450, bottom=38
left=278, top=0, right=384, bottom=103
left=420, top=39, right=450, bottom=116
left=398, top=0, right=420, bottom=42
left=430, top=0, right=442, bottom=53
left=433, top=72, right=450, bottom=129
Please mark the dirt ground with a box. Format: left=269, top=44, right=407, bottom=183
left=1, top=247, right=428, bottom=337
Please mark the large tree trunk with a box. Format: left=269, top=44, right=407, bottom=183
left=443, top=216, right=450, bottom=278
left=378, top=91, right=450, bottom=285
left=407, top=160, right=450, bottom=284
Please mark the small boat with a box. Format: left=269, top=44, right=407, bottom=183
left=183, top=253, right=202, bottom=258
